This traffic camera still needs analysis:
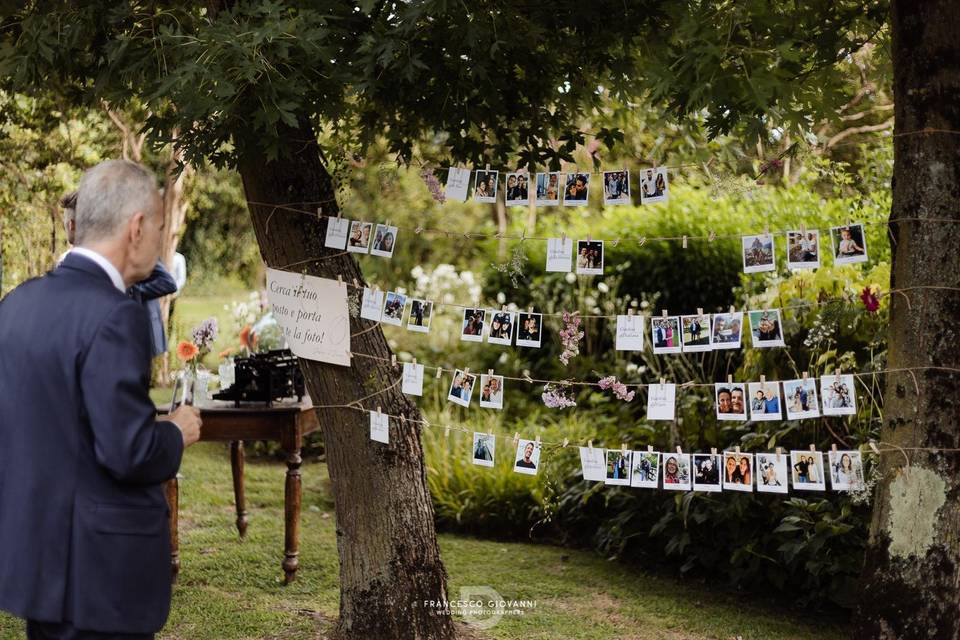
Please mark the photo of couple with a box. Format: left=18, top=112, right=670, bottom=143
left=347, top=220, right=373, bottom=253
left=516, top=312, right=542, bottom=347
left=791, top=451, right=826, bottom=490
left=514, top=439, right=541, bottom=475
left=535, top=171, right=561, bottom=206
left=693, top=453, right=722, bottom=492
left=661, top=454, right=692, bottom=490
left=831, top=224, right=868, bottom=265
left=381, top=291, right=407, bottom=326
left=829, top=449, right=865, bottom=491
left=651, top=316, right=681, bottom=354
left=821, top=374, right=857, bottom=415
left=787, top=230, right=820, bottom=269
left=711, top=312, right=743, bottom=349
left=472, top=432, right=495, bottom=467
left=602, top=170, right=630, bottom=205
left=564, top=172, right=590, bottom=205
left=460, top=308, right=486, bottom=342
left=605, top=450, right=631, bottom=486
left=474, top=170, right=499, bottom=203
left=742, top=233, right=775, bottom=273
left=630, top=451, right=660, bottom=488
left=748, top=309, right=785, bottom=347
left=756, top=453, right=789, bottom=494
left=505, top=171, right=530, bottom=206
left=487, top=310, right=515, bottom=345
left=370, top=223, right=397, bottom=258
left=715, top=383, right=747, bottom=421
left=639, top=167, right=668, bottom=204
left=681, top=314, right=711, bottom=352
left=723, top=453, right=753, bottom=492
left=406, top=298, right=433, bottom=333
left=575, top=240, right=604, bottom=275
left=748, top=382, right=782, bottom=420
left=783, top=378, right=820, bottom=420
left=447, top=369, right=478, bottom=407
left=479, top=374, right=504, bottom=409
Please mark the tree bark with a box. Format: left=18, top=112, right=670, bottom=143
left=855, top=1, right=960, bottom=638
left=237, top=118, right=456, bottom=640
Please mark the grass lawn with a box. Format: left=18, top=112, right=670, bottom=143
left=0, top=443, right=847, bottom=640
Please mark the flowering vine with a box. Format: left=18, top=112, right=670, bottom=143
left=598, top=375, right=635, bottom=402
left=541, top=383, right=577, bottom=408
left=558, top=311, right=584, bottom=365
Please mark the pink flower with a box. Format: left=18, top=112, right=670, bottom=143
left=558, top=311, right=584, bottom=366
left=598, top=375, right=635, bottom=402
left=542, top=384, right=577, bottom=409
left=421, top=170, right=446, bottom=204
left=860, top=286, right=880, bottom=313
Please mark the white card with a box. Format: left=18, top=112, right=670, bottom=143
left=324, top=218, right=350, bottom=249
left=402, top=362, right=424, bottom=397
left=445, top=167, right=471, bottom=202
left=545, top=238, right=573, bottom=273
left=646, top=383, right=676, bottom=421
left=615, top=315, right=644, bottom=351
left=265, top=269, right=351, bottom=367
left=579, top=447, right=607, bottom=482
left=360, top=287, right=384, bottom=321
left=370, top=411, right=389, bottom=444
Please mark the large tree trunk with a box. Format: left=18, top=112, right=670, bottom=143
left=854, top=1, right=960, bottom=637
left=237, top=118, right=456, bottom=640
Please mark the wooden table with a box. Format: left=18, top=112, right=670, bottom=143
left=162, top=399, right=320, bottom=584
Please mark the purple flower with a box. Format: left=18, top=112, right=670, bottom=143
left=558, top=311, right=584, bottom=366
left=421, top=170, right=446, bottom=204
left=542, top=384, right=577, bottom=409
left=191, top=317, right=219, bottom=353
left=598, top=375, right=635, bottom=402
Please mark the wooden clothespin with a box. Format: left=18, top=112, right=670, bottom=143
left=463, top=367, right=470, bottom=376
left=352, top=278, right=360, bottom=290
left=676, top=445, right=683, bottom=456
left=588, top=439, right=594, bottom=449
left=760, top=375, right=766, bottom=384
left=831, top=444, right=838, bottom=453
left=638, top=236, right=647, bottom=247
left=802, top=372, right=808, bottom=381
left=708, top=230, right=716, bottom=242
left=734, top=445, right=741, bottom=454
left=501, top=304, right=507, bottom=312
left=561, top=230, right=567, bottom=243
left=729, top=305, right=736, bottom=314
left=628, top=308, right=635, bottom=316
left=513, top=432, right=520, bottom=446
left=621, top=443, right=628, bottom=456
left=647, top=445, right=654, bottom=453
left=800, top=222, right=806, bottom=235
left=337, top=275, right=344, bottom=285
left=487, top=369, right=494, bottom=376
left=435, top=367, right=443, bottom=379
left=376, top=405, right=382, bottom=416
left=868, top=441, right=880, bottom=455
left=335, top=208, right=341, bottom=220
left=535, top=435, right=541, bottom=447
left=390, top=354, right=397, bottom=368
left=662, top=309, right=668, bottom=318
left=522, top=370, right=533, bottom=383
left=710, top=447, right=717, bottom=456
left=776, top=447, right=782, bottom=461
left=612, top=238, right=620, bottom=247
left=682, top=235, right=688, bottom=249
left=562, top=438, right=569, bottom=448
left=727, top=374, right=733, bottom=384
left=444, top=424, right=450, bottom=437
left=809, top=444, right=816, bottom=452
left=415, top=226, right=424, bottom=235
left=527, top=305, right=534, bottom=314
left=697, top=307, right=704, bottom=316
left=412, top=357, right=417, bottom=366
left=764, top=225, right=770, bottom=236
left=660, top=377, right=666, bottom=386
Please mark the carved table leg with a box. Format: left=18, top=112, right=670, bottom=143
left=230, top=440, right=248, bottom=539
left=282, top=447, right=302, bottom=584
left=165, top=475, right=180, bottom=583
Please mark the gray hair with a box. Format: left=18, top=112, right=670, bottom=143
left=74, top=159, right=159, bottom=245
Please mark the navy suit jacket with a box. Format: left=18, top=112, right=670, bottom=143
left=129, top=262, right=178, bottom=357
left=0, top=253, right=184, bottom=634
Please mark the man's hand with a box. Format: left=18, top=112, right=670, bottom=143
left=167, top=405, right=202, bottom=447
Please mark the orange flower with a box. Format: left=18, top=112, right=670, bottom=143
left=177, top=340, right=199, bottom=362
left=239, top=325, right=252, bottom=349
left=218, top=347, right=234, bottom=359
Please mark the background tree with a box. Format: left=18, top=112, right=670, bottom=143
left=1, top=1, right=956, bottom=638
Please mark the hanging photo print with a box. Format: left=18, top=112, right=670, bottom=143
left=472, top=432, right=496, bottom=467
left=515, top=312, right=543, bottom=348
left=748, top=309, right=785, bottom=348
left=741, top=233, right=776, bottom=273
left=830, top=224, right=868, bottom=265
left=615, top=314, right=645, bottom=351
left=360, top=287, right=384, bottom=321
left=722, top=452, right=754, bottom=492
left=325, top=217, right=350, bottom=250
left=756, top=452, right=789, bottom=494
left=711, top=312, right=743, bottom=349
left=681, top=313, right=712, bottom=352
left=504, top=171, right=531, bottom=206
left=783, top=377, right=820, bottom=420
left=602, top=169, right=631, bottom=205
left=575, top=240, right=604, bottom=275
left=535, top=172, right=561, bottom=206
left=406, top=299, right=433, bottom=333
left=445, top=167, right=471, bottom=202
left=381, top=291, right=407, bottom=326
left=545, top=237, right=573, bottom=272
left=661, top=453, right=692, bottom=490
left=514, top=439, right=541, bottom=475
left=828, top=449, right=865, bottom=491
left=347, top=220, right=373, bottom=253
left=447, top=369, right=477, bottom=407
left=791, top=450, right=826, bottom=491
left=821, top=374, right=857, bottom=416
left=630, top=451, right=660, bottom=488
left=786, top=229, right=820, bottom=269
left=651, top=316, right=682, bottom=354
left=639, top=167, right=669, bottom=204
left=563, top=172, right=590, bottom=206
left=401, top=362, right=424, bottom=397
left=370, top=224, right=398, bottom=258
left=479, top=374, right=504, bottom=409
left=370, top=410, right=389, bottom=444
left=580, top=446, right=607, bottom=482
left=460, top=308, right=486, bottom=342
left=748, top=381, right=783, bottom=420
left=487, top=310, right=515, bottom=346
left=646, top=383, right=676, bottom=421
left=473, top=170, right=499, bottom=203
left=715, top=382, right=747, bottom=421
left=692, top=453, right=722, bottom=492
left=605, top=449, right=632, bottom=486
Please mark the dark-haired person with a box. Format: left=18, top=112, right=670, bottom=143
left=515, top=442, right=537, bottom=470
left=717, top=388, right=733, bottom=413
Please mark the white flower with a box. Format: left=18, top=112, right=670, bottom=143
left=597, top=282, right=610, bottom=293
left=496, top=292, right=507, bottom=304
left=498, top=352, right=509, bottom=364
left=640, top=300, right=649, bottom=309
left=584, top=296, right=596, bottom=307
left=626, top=363, right=638, bottom=374
left=565, top=272, right=577, bottom=284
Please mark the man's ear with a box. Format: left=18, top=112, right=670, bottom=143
left=128, top=211, right=146, bottom=243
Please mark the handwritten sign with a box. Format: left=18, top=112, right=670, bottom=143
left=360, top=287, right=384, bottom=321
left=646, top=383, right=676, bottom=421
left=265, top=268, right=350, bottom=366
left=370, top=411, right=389, bottom=444
left=579, top=447, right=607, bottom=482
left=445, top=167, right=471, bottom=202
left=402, top=362, right=424, bottom=396
left=325, top=218, right=350, bottom=249
left=545, top=238, right=573, bottom=272
left=615, top=315, right=644, bottom=351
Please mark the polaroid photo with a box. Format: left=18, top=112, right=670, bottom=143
left=515, top=312, right=543, bottom=348
left=575, top=240, right=604, bottom=275
left=401, top=362, right=424, bottom=397
left=472, top=432, right=496, bottom=468
left=783, top=378, right=820, bottom=420
left=821, top=374, right=857, bottom=416
left=693, top=454, right=722, bottom=492
left=828, top=449, right=866, bottom=491
left=748, top=309, right=785, bottom=348
left=381, top=291, right=407, bottom=326
left=445, top=167, right=471, bottom=202
left=681, top=314, right=712, bottom=352
left=504, top=171, right=531, bottom=207
left=791, top=450, right=826, bottom=491
left=460, top=308, right=486, bottom=342
left=646, top=383, right=676, bottom=421
left=711, top=312, right=743, bottom=350
left=831, top=224, right=868, bottom=265
left=324, top=217, right=350, bottom=250
left=630, top=451, right=661, bottom=488
left=605, top=450, right=632, bottom=486
left=487, top=310, right=515, bottom=346
left=370, top=411, right=389, bottom=444
left=346, top=220, right=373, bottom=254
left=545, top=237, right=573, bottom=273
left=756, top=452, right=789, bottom=494
left=580, top=446, right=607, bottom=482
left=535, top=172, right=561, bottom=206
left=602, top=170, right=631, bottom=206
left=787, top=229, right=820, bottom=270
left=615, top=314, right=644, bottom=351
left=715, top=382, right=748, bottom=421
left=360, top=287, right=384, bottom=321
left=479, top=374, right=504, bottom=410
left=473, top=170, right=499, bottom=203
left=639, top=167, right=669, bottom=205
left=447, top=369, right=477, bottom=408
left=748, top=381, right=783, bottom=421
left=651, top=316, right=682, bottom=354
left=563, top=172, right=590, bottom=206
left=722, top=452, right=754, bottom=492
left=741, top=233, right=776, bottom=273
left=514, top=439, right=541, bottom=476
left=406, top=299, right=433, bottom=333
left=370, top=224, right=398, bottom=258
left=661, top=453, right=692, bottom=490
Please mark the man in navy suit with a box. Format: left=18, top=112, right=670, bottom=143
left=0, top=159, right=202, bottom=639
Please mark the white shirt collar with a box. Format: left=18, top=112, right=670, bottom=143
left=68, top=247, right=126, bottom=292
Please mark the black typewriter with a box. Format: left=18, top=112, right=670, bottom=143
left=213, top=349, right=306, bottom=407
